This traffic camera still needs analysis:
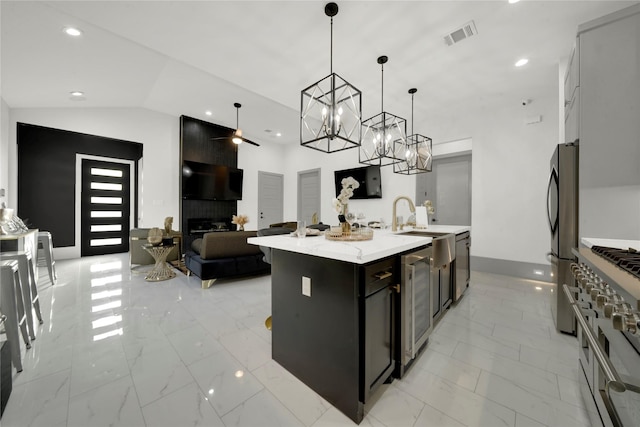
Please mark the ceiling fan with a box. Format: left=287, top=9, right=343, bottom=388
left=212, top=103, right=260, bottom=147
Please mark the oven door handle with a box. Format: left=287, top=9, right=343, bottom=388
left=563, top=285, right=626, bottom=393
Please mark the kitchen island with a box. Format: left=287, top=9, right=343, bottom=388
left=248, top=225, right=470, bottom=423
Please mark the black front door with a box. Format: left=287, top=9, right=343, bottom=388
left=81, top=159, right=131, bottom=256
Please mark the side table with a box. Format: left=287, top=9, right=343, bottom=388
left=142, top=244, right=177, bottom=281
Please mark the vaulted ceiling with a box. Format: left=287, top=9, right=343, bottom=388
left=1, top=1, right=635, bottom=146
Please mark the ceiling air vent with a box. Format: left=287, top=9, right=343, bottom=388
left=444, top=20, right=478, bottom=46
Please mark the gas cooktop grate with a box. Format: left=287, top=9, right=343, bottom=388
left=591, top=245, right=640, bottom=280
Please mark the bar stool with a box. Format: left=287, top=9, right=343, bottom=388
left=1, top=251, right=43, bottom=339
left=1, top=260, right=31, bottom=372
left=37, top=231, right=57, bottom=285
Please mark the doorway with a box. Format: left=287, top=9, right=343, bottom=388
left=258, top=171, right=284, bottom=229
left=416, top=154, right=472, bottom=226
left=80, top=158, right=132, bottom=256
left=297, top=168, right=321, bottom=225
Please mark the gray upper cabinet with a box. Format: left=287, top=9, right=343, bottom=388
left=570, top=4, right=640, bottom=240
left=564, top=41, right=580, bottom=111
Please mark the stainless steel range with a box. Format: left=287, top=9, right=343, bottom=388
left=564, top=243, right=640, bottom=427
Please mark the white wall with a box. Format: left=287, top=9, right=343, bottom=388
left=428, top=92, right=559, bottom=266
left=8, top=108, right=180, bottom=230
left=0, top=98, right=8, bottom=201
left=280, top=144, right=419, bottom=228
left=237, top=141, right=286, bottom=229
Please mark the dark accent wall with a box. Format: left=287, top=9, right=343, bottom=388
left=179, top=116, right=239, bottom=251
left=17, top=122, right=143, bottom=247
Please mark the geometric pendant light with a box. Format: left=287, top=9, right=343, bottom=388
left=394, top=88, right=432, bottom=174
left=359, top=55, right=406, bottom=167
left=300, top=2, right=362, bottom=153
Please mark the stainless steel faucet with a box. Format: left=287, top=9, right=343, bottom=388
left=392, top=196, right=416, bottom=231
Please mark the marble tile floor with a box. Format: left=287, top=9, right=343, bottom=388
left=2, top=253, right=591, bottom=427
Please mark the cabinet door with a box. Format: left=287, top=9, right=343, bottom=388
left=564, top=42, right=580, bottom=102
left=440, top=268, right=452, bottom=309
left=365, top=284, right=394, bottom=399
left=565, top=91, right=579, bottom=143
left=431, top=270, right=441, bottom=320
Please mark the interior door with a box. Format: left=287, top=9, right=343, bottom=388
left=416, top=154, right=472, bottom=226
left=81, top=159, right=130, bottom=256
left=298, top=168, right=321, bottom=224
left=258, top=171, right=284, bottom=229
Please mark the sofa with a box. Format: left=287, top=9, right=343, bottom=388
left=184, top=231, right=270, bottom=288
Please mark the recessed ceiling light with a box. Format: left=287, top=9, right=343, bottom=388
left=205, top=111, right=212, bottom=116
left=69, top=91, right=86, bottom=101
left=508, top=0, right=521, bottom=4
left=64, top=27, right=82, bottom=37
left=515, top=58, right=529, bottom=67
left=276, top=132, right=282, bottom=137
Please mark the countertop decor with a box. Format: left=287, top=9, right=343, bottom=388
left=325, top=227, right=373, bottom=241
left=232, top=214, right=249, bottom=231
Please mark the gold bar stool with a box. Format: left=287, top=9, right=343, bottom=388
left=1, top=260, right=31, bottom=372
left=1, top=251, right=43, bottom=339
left=37, top=231, right=57, bottom=285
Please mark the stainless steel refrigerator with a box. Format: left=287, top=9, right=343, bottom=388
left=547, top=142, right=578, bottom=334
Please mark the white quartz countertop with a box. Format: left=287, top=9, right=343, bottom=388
left=581, top=237, right=640, bottom=251
left=248, top=225, right=470, bottom=264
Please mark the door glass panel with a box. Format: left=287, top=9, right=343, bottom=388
left=91, top=168, right=123, bottom=177
left=91, top=211, right=123, bottom=218
left=413, top=260, right=431, bottom=339
left=91, top=182, right=122, bottom=191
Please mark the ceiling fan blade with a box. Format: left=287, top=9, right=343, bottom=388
left=242, top=138, right=260, bottom=147
left=209, top=135, right=260, bottom=146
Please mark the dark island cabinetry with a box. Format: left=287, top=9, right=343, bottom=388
left=270, top=250, right=397, bottom=424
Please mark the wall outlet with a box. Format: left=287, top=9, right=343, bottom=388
left=302, top=276, right=311, bottom=297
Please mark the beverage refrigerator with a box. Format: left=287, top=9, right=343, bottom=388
left=547, top=141, right=578, bottom=335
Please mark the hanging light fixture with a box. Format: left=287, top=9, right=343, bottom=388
left=394, top=88, right=432, bottom=174
left=300, top=2, right=362, bottom=153
left=359, top=55, right=406, bottom=167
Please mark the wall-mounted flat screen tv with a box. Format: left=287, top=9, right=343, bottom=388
left=334, top=165, right=382, bottom=199
left=182, top=161, right=243, bottom=201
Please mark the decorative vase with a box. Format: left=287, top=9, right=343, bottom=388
left=238, top=224, right=244, bottom=231
left=341, top=221, right=351, bottom=235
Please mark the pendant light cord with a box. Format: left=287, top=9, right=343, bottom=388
left=411, top=92, right=414, bottom=136
left=381, top=62, right=384, bottom=112
left=330, top=17, right=333, bottom=75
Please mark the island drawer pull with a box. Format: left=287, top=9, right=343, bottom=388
left=374, top=271, right=393, bottom=280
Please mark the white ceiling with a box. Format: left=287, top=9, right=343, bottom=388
left=1, top=0, right=636, bottom=146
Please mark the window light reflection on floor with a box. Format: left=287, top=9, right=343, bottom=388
left=91, top=274, right=122, bottom=287
left=91, top=300, right=121, bottom=313
left=90, top=261, right=122, bottom=273
left=91, top=289, right=122, bottom=300
left=93, top=328, right=123, bottom=341
left=92, top=315, right=122, bottom=329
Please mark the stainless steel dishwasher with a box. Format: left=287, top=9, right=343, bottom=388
left=397, top=234, right=456, bottom=378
